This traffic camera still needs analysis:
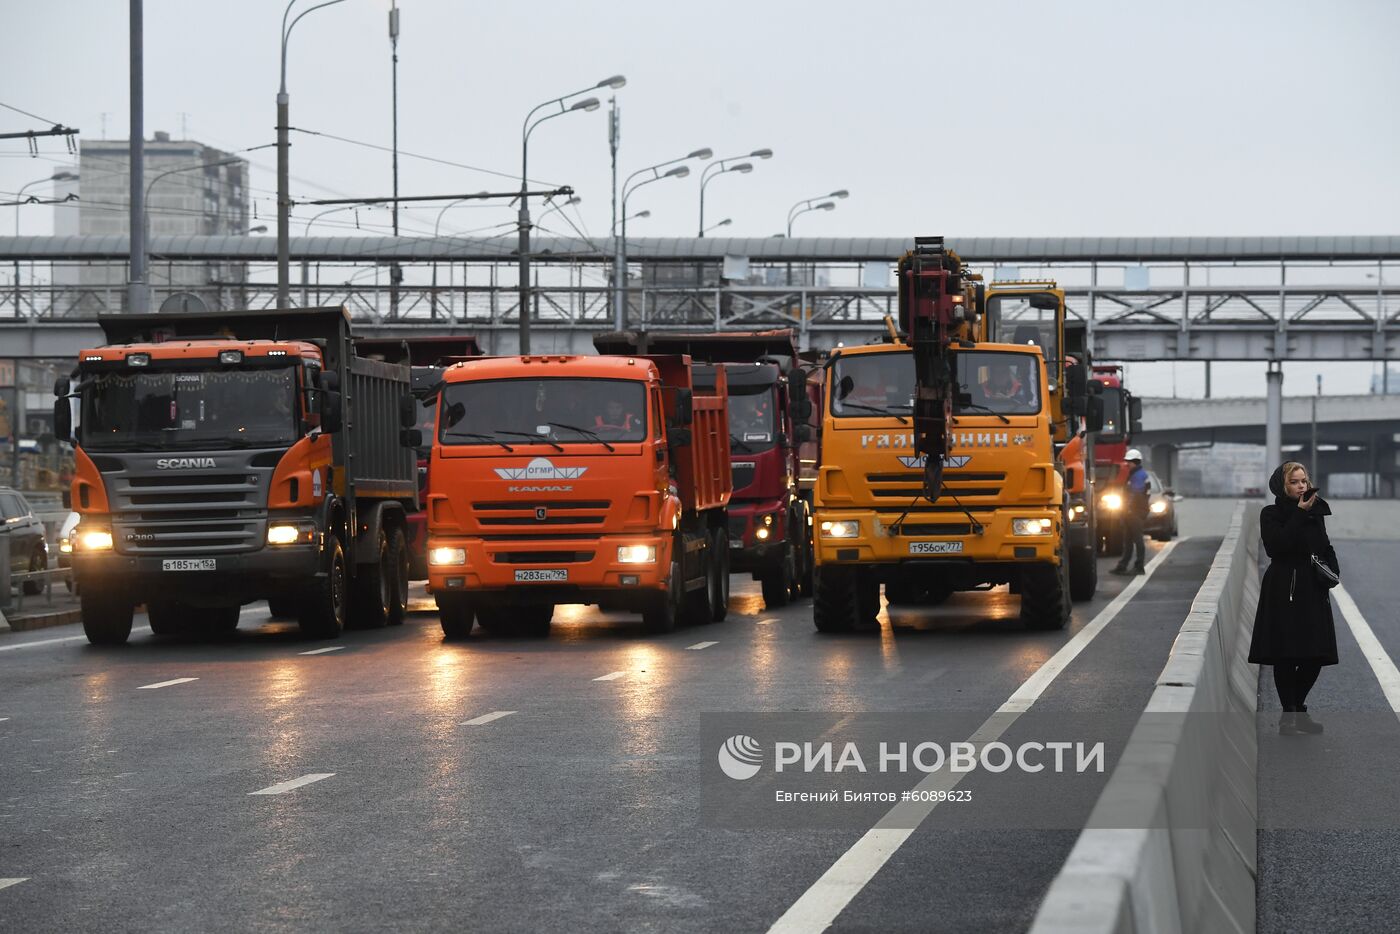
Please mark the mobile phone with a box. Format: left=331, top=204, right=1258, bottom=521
left=1303, top=487, right=1320, bottom=499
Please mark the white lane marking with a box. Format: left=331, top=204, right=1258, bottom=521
left=593, top=671, right=627, bottom=681
left=0, top=626, right=153, bottom=652
left=767, top=539, right=1182, bottom=934
left=136, top=677, right=198, bottom=690
left=0, top=717, right=9, bottom=722
left=298, top=646, right=345, bottom=656
left=1334, top=585, right=1400, bottom=716
left=0, top=878, right=27, bottom=891
left=462, top=710, right=517, bottom=726
left=239, top=605, right=266, bottom=617
left=686, top=641, right=718, bottom=650
left=757, top=618, right=778, bottom=625
left=248, top=773, right=335, bottom=796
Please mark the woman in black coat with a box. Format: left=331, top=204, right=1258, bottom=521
left=1248, top=461, right=1340, bottom=735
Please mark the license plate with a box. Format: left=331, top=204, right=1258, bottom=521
left=909, top=541, right=963, bottom=555
left=162, top=558, right=216, bottom=571
left=514, top=568, right=567, bottom=582
left=729, top=539, right=743, bottom=548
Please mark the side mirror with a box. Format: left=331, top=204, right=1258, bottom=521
left=400, top=428, right=423, bottom=448
left=1084, top=396, right=1105, bottom=433
left=836, top=375, right=855, bottom=400
left=796, top=423, right=815, bottom=444
left=54, top=377, right=70, bottom=398
left=62, top=489, right=72, bottom=509
left=1129, top=396, right=1143, bottom=434
left=776, top=431, right=790, bottom=449
left=1067, top=364, right=1088, bottom=399
left=322, top=390, right=344, bottom=433
left=1065, top=467, right=1078, bottom=490
left=53, top=398, right=72, bottom=444
left=1030, top=293, right=1059, bottom=311
left=954, top=390, right=973, bottom=407
left=674, top=388, right=694, bottom=427
left=668, top=425, right=692, bottom=448
left=320, top=370, right=341, bottom=393
left=787, top=368, right=807, bottom=407
left=399, top=392, right=417, bottom=429
left=797, top=397, right=814, bottom=420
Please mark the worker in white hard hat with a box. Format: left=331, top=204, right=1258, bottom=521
left=1112, top=448, right=1151, bottom=576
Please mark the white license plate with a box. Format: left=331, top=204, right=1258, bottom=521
left=162, top=558, right=216, bottom=571
left=514, top=568, right=567, bottom=582
left=729, top=539, right=743, bottom=548
left=909, top=541, right=963, bottom=555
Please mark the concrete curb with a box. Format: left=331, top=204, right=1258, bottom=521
left=3, top=608, right=83, bottom=632
left=1030, top=501, right=1260, bottom=934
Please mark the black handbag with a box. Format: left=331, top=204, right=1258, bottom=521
left=1311, top=553, right=1340, bottom=589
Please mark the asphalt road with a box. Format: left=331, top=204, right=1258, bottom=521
left=0, top=538, right=1218, bottom=934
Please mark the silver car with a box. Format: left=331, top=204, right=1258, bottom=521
left=0, top=488, right=49, bottom=595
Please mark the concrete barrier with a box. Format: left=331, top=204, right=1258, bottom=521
left=1030, top=500, right=1260, bottom=934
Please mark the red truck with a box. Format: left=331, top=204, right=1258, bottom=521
left=594, top=330, right=815, bottom=608
left=424, top=351, right=732, bottom=636
left=1090, top=364, right=1143, bottom=555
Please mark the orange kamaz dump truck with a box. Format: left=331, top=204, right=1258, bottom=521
left=424, top=352, right=732, bottom=637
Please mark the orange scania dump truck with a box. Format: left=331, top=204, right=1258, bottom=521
left=424, top=352, right=732, bottom=637
left=55, top=308, right=418, bottom=644
left=810, top=238, right=1101, bottom=632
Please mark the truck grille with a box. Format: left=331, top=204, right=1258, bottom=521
left=492, top=551, right=595, bottom=564
left=891, top=522, right=975, bottom=537
left=727, top=514, right=749, bottom=541
left=110, top=469, right=265, bottom=554
left=731, top=464, right=756, bottom=491
left=471, top=500, right=612, bottom=529
left=866, top=471, right=1005, bottom=501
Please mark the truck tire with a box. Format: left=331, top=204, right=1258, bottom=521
left=267, top=596, right=300, bottom=619
left=208, top=605, right=240, bottom=636
left=1021, top=545, right=1072, bottom=631
left=82, top=592, right=134, bottom=645
left=438, top=595, right=475, bottom=640
left=814, top=565, right=880, bottom=633
left=298, top=536, right=347, bottom=639
left=515, top=604, right=553, bottom=638
left=760, top=549, right=794, bottom=609
left=644, top=555, right=683, bottom=634
left=350, top=527, right=395, bottom=630
left=1069, top=543, right=1098, bottom=601
left=146, top=601, right=188, bottom=636
left=475, top=605, right=512, bottom=634
left=797, top=517, right=815, bottom=599
left=684, top=538, right=715, bottom=626
left=386, top=527, right=410, bottom=626
left=710, top=527, right=730, bottom=622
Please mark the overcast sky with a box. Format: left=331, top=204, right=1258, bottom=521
left=3, top=0, right=1398, bottom=395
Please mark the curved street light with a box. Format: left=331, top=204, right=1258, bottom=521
left=698, top=148, right=771, bottom=236
left=13, top=171, right=77, bottom=236
left=277, top=0, right=349, bottom=306
left=517, top=75, right=625, bottom=352
left=613, top=149, right=711, bottom=326
left=786, top=189, right=847, bottom=236
left=703, top=217, right=732, bottom=235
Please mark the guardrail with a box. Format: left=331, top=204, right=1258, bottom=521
left=1030, top=500, right=1260, bottom=934
left=5, top=566, right=74, bottom=614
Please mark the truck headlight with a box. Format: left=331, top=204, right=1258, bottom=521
left=77, top=529, right=113, bottom=551
left=429, top=546, right=467, bottom=566
left=1013, top=518, right=1053, bottom=536
left=266, top=523, right=315, bottom=546
left=1101, top=493, right=1123, bottom=511
left=617, top=544, right=657, bottom=564
left=1149, top=501, right=1167, bottom=515
left=59, top=537, right=74, bottom=554
left=755, top=527, right=770, bottom=540
left=1071, top=503, right=1085, bottom=516
left=821, top=520, right=858, bottom=539
left=218, top=350, right=244, bottom=365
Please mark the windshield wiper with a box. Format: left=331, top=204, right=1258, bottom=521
left=548, top=422, right=615, bottom=453
left=952, top=402, right=1012, bottom=424
left=493, top=429, right=563, bottom=452
left=729, top=436, right=753, bottom=452
left=838, top=401, right=909, bottom=424
left=445, top=431, right=514, bottom=451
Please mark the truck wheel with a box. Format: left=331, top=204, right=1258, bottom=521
left=147, top=601, right=189, bottom=636
left=1069, top=543, right=1098, bottom=601
left=797, top=515, right=815, bottom=599
left=81, top=592, right=134, bottom=645
left=23, top=546, right=46, bottom=595
left=298, top=536, right=347, bottom=639
left=386, top=527, right=410, bottom=626
left=350, top=527, right=393, bottom=630
left=475, top=605, right=512, bottom=635
left=208, top=605, right=240, bottom=636
left=814, top=565, right=878, bottom=633
left=1021, top=545, right=1072, bottom=631
left=710, top=527, right=730, bottom=622
left=684, top=539, right=715, bottom=627
left=438, top=596, right=475, bottom=640
left=644, top=556, right=683, bottom=634
left=760, top=551, right=794, bottom=609
left=267, top=596, right=300, bottom=619
left=515, top=604, right=553, bottom=638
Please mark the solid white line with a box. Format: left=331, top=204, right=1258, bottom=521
left=136, top=677, right=198, bottom=690
left=686, top=641, right=718, bottom=650
left=248, top=773, right=335, bottom=796
left=0, top=717, right=9, bottom=722
left=0, top=626, right=153, bottom=653
left=462, top=710, right=517, bottom=726
left=767, top=540, right=1182, bottom=934
left=757, top=618, right=779, bottom=625
left=0, top=878, right=27, bottom=891
left=1334, top=585, right=1400, bottom=716
left=298, top=646, right=345, bottom=656
left=593, top=671, right=627, bottom=681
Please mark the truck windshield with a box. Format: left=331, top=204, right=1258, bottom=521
left=1097, top=386, right=1124, bottom=440
left=729, top=384, right=777, bottom=450
left=79, top=366, right=298, bottom=450
left=831, top=350, right=1041, bottom=418
left=439, top=378, right=648, bottom=445
left=986, top=293, right=1061, bottom=379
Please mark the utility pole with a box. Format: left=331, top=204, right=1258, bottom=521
left=388, top=0, right=401, bottom=319
left=609, top=99, right=620, bottom=326
left=127, top=0, right=147, bottom=314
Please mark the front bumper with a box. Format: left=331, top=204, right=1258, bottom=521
left=727, top=499, right=792, bottom=571
left=427, top=532, right=672, bottom=603
left=71, top=544, right=321, bottom=604
left=813, top=508, right=1062, bottom=566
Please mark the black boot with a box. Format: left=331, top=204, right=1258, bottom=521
left=1279, top=712, right=1303, bottom=736
left=1295, top=706, right=1324, bottom=734
left=1110, top=565, right=1130, bottom=576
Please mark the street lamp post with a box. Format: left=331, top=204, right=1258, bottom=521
left=278, top=0, right=348, bottom=308
left=702, top=217, right=731, bottom=235
left=13, top=171, right=77, bottom=236
left=614, top=148, right=712, bottom=328
left=518, top=75, right=626, bottom=354
left=143, top=157, right=242, bottom=308
left=698, top=148, right=771, bottom=236
left=786, top=189, right=848, bottom=237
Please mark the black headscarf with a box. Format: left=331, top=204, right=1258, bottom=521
left=1270, top=463, right=1332, bottom=516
